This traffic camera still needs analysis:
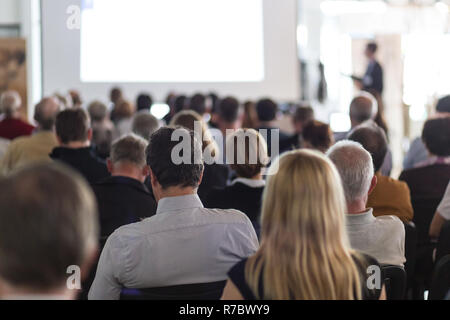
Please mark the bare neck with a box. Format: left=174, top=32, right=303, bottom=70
left=61, top=141, right=90, bottom=149
left=347, top=198, right=368, bottom=215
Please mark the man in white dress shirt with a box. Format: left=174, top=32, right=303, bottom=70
left=89, top=127, right=259, bottom=300
left=327, top=140, right=405, bottom=266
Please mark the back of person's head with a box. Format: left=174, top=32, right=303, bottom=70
left=136, top=93, right=153, bottom=112
left=242, top=101, right=258, bottom=129
left=208, top=93, right=220, bottom=114
left=188, top=93, right=206, bottom=115
left=56, top=108, right=90, bottom=144
left=170, top=110, right=218, bottom=160
left=256, top=98, right=278, bottom=122
left=293, top=105, right=314, bottom=124
left=69, top=90, right=82, bottom=108
left=114, top=100, right=135, bottom=121
left=0, top=163, right=98, bottom=297
left=347, top=122, right=388, bottom=173
left=147, top=127, right=204, bottom=190
left=327, top=141, right=374, bottom=204
left=226, top=129, right=268, bottom=179
left=132, top=112, right=160, bottom=141
left=110, top=134, right=148, bottom=168
left=110, top=87, right=123, bottom=104
left=34, top=97, right=61, bottom=131
left=246, top=150, right=362, bottom=299
left=436, top=95, right=450, bottom=114
left=349, top=92, right=377, bottom=125
left=174, top=95, right=187, bottom=114
left=366, top=42, right=378, bottom=54
left=218, top=97, right=240, bottom=123
left=88, top=101, right=108, bottom=123
left=0, top=90, right=21, bottom=118
left=422, top=117, right=450, bottom=157
left=302, top=120, right=334, bottom=153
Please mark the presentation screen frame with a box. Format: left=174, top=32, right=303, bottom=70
left=41, top=0, right=300, bottom=102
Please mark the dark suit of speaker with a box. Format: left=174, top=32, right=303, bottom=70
left=362, top=60, right=384, bottom=95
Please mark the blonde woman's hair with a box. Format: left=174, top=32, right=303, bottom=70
left=170, top=110, right=219, bottom=160
left=245, top=149, right=363, bottom=300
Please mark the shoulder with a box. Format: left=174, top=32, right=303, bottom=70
left=377, top=175, right=410, bottom=192
left=375, top=215, right=405, bottom=234
left=202, top=207, right=253, bottom=224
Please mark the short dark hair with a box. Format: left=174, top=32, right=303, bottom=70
left=302, top=120, right=334, bottom=153
left=348, top=122, right=388, bottom=172
left=256, top=98, right=278, bottom=122
left=188, top=93, right=206, bottom=115
left=56, top=108, right=90, bottom=144
left=218, top=97, right=240, bottom=123
left=137, top=94, right=153, bottom=112
left=34, top=97, right=60, bottom=131
left=147, top=127, right=204, bottom=189
left=367, top=42, right=378, bottom=54
left=436, top=95, right=450, bottom=113
left=293, top=105, right=314, bottom=123
left=422, top=117, right=450, bottom=157
left=0, top=163, right=98, bottom=291
left=174, top=95, right=187, bottom=114
left=350, top=94, right=375, bottom=124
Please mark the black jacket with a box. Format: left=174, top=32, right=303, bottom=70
left=50, top=147, right=110, bottom=184
left=363, top=60, right=384, bottom=95
left=204, top=182, right=264, bottom=222
left=92, top=176, right=157, bottom=239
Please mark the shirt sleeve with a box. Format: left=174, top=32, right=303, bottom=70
left=437, top=183, right=450, bottom=220
left=88, top=233, right=127, bottom=300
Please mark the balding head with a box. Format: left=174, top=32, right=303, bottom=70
left=0, top=91, right=22, bottom=118
left=34, top=97, right=60, bottom=131
left=327, top=140, right=375, bottom=205
left=349, top=92, right=378, bottom=127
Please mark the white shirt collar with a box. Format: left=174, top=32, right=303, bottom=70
left=156, top=194, right=204, bottom=215
left=231, top=178, right=266, bottom=188
left=346, top=208, right=376, bottom=226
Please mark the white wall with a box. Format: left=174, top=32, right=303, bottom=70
left=41, top=0, right=300, bottom=104
left=0, top=0, right=20, bottom=24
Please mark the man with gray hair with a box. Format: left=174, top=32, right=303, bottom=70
left=91, top=134, right=157, bottom=240
left=327, top=140, right=405, bottom=266
left=132, top=111, right=160, bottom=141
left=0, top=97, right=60, bottom=175
left=0, top=90, right=35, bottom=140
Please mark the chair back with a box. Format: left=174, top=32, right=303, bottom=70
left=382, top=265, right=406, bottom=300
left=120, top=280, right=227, bottom=300
left=436, top=221, right=450, bottom=263
left=404, top=222, right=418, bottom=285
left=429, top=255, right=450, bottom=300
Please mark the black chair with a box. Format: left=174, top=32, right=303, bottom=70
left=429, top=255, right=450, bottom=300
left=436, top=221, right=450, bottom=263
left=404, top=222, right=418, bottom=286
left=382, top=265, right=406, bottom=300
left=120, top=280, right=227, bottom=300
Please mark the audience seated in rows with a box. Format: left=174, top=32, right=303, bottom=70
left=327, top=141, right=405, bottom=266
left=302, top=120, right=334, bottom=153
left=205, top=129, right=268, bottom=236
left=0, top=163, right=98, bottom=300
left=170, top=110, right=229, bottom=202
left=0, top=91, right=35, bottom=140
left=89, top=127, right=258, bottom=300
left=335, top=92, right=392, bottom=176
left=222, top=149, right=385, bottom=300
left=50, top=108, right=110, bottom=184
left=399, top=116, right=450, bottom=244
left=0, top=97, right=60, bottom=175
left=348, top=122, right=413, bottom=222
left=92, top=134, right=157, bottom=240
left=403, top=95, right=450, bottom=170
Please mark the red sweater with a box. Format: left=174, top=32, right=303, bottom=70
left=0, top=118, right=35, bottom=140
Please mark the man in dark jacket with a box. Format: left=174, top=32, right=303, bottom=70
left=50, top=108, right=109, bottom=183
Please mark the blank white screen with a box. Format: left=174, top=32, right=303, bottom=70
left=80, top=0, right=265, bottom=82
